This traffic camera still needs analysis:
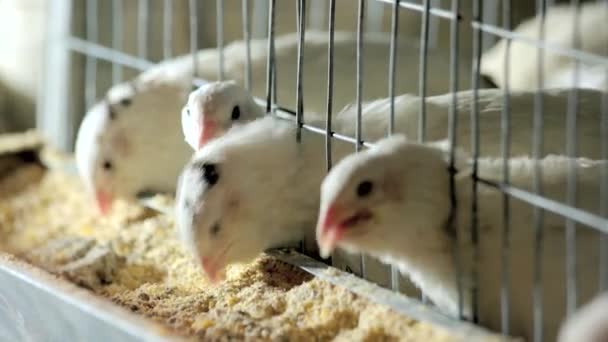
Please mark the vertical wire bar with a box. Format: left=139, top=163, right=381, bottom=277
left=163, top=0, right=173, bottom=60
left=388, top=0, right=399, bottom=135
left=137, top=0, right=149, bottom=59
left=112, top=0, right=123, bottom=84
left=418, top=0, right=431, bottom=305
left=85, top=0, right=98, bottom=108
left=265, top=0, right=276, bottom=113
left=309, top=0, right=326, bottom=30
left=388, top=0, right=401, bottom=292
left=481, top=0, right=499, bottom=51
left=322, top=0, right=341, bottom=272
left=356, top=0, right=367, bottom=279
left=469, top=0, right=482, bottom=324
left=296, top=0, right=306, bottom=255
left=252, top=0, right=269, bottom=39
left=499, top=0, right=512, bottom=334
left=532, top=1, right=547, bottom=340
left=272, top=52, right=278, bottom=106
left=242, top=0, right=252, bottom=91
left=325, top=0, right=336, bottom=173
left=296, top=0, right=306, bottom=142
left=565, top=0, right=581, bottom=316
left=189, top=0, right=198, bottom=85
left=418, top=0, right=430, bottom=142
left=216, top=0, right=225, bottom=81
left=427, top=0, right=441, bottom=49
left=270, top=0, right=280, bottom=107
left=447, top=0, right=462, bottom=322
left=355, top=0, right=365, bottom=155
left=365, top=0, right=383, bottom=33
left=599, top=0, right=608, bottom=293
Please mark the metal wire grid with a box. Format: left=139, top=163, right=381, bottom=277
left=470, top=2, right=608, bottom=341
left=53, top=0, right=608, bottom=339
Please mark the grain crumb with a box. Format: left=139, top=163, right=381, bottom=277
left=0, top=168, right=464, bottom=341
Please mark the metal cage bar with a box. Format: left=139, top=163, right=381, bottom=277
left=447, top=0, right=462, bottom=328
left=417, top=0, right=430, bottom=143
left=242, top=0, right=252, bottom=91
left=216, top=0, right=225, bottom=81
left=564, top=0, right=582, bottom=317
left=388, top=0, right=400, bottom=292
left=375, top=0, right=458, bottom=20
left=265, top=0, right=276, bottom=114
left=601, top=1, right=608, bottom=293
left=42, top=1, right=608, bottom=339
left=295, top=0, right=306, bottom=143
left=189, top=0, right=198, bottom=83
left=137, top=0, right=149, bottom=60
left=472, top=22, right=608, bottom=67
left=163, top=0, right=173, bottom=60
left=111, top=0, right=124, bottom=84
left=532, top=1, right=547, bottom=340
left=355, top=0, right=367, bottom=279
left=499, top=0, right=513, bottom=335
left=469, top=0, right=483, bottom=324
left=84, top=0, right=98, bottom=109
left=325, top=0, right=336, bottom=173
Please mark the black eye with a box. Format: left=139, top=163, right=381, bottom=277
left=356, top=180, right=373, bottom=197
left=201, top=163, right=219, bottom=186
left=231, top=106, right=240, bottom=120
left=103, top=160, right=113, bottom=171
left=186, top=108, right=190, bottom=116
left=120, top=98, right=132, bottom=107
left=108, top=106, right=116, bottom=120
left=210, top=222, right=221, bottom=236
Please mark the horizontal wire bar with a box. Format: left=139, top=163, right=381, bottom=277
left=301, top=123, right=374, bottom=149
left=477, top=178, right=608, bottom=234
left=267, top=249, right=501, bottom=341
left=374, top=0, right=461, bottom=20
left=68, top=35, right=608, bottom=236
left=472, top=22, right=608, bottom=66
left=67, top=38, right=154, bottom=71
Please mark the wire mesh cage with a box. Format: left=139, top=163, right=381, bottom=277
left=38, top=0, right=608, bottom=340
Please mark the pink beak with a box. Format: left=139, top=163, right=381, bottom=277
left=95, top=190, right=113, bottom=216
left=198, top=119, right=217, bottom=149
left=200, top=256, right=223, bottom=284
left=317, top=204, right=345, bottom=259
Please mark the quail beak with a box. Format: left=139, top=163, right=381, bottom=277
left=200, top=256, right=225, bottom=284
left=317, top=204, right=345, bottom=258
left=317, top=203, right=373, bottom=259
left=95, top=190, right=113, bottom=216
left=198, top=119, right=217, bottom=149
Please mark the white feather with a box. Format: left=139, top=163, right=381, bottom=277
left=318, top=135, right=604, bottom=341
left=334, top=87, right=605, bottom=158
left=175, top=115, right=354, bottom=276
left=187, top=82, right=605, bottom=158
left=558, top=292, right=608, bottom=342
left=75, top=80, right=192, bottom=204
left=481, top=2, right=608, bottom=91
left=169, top=30, right=471, bottom=150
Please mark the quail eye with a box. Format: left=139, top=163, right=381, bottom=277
left=231, top=106, right=240, bottom=120
left=356, top=180, right=373, bottom=198
left=210, top=222, right=221, bottom=236
left=102, top=160, right=113, bottom=171
left=108, top=106, right=116, bottom=120
left=120, top=98, right=132, bottom=107
left=201, top=163, right=219, bottom=186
